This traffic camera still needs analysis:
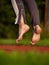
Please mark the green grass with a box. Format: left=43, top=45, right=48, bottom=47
left=0, top=39, right=16, bottom=45
left=0, top=50, right=49, bottom=65
left=0, top=39, right=49, bottom=46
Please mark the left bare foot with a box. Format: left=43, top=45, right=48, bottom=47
left=31, top=25, right=42, bottom=45
left=30, top=33, right=40, bottom=45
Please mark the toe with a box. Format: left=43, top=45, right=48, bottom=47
left=30, top=41, right=35, bottom=45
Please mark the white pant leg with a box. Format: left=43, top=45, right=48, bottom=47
left=11, top=0, right=19, bottom=24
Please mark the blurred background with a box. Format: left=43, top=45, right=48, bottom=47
left=0, top=0, right=49, bottom=45
left=0, top=1, right=49, bottom=65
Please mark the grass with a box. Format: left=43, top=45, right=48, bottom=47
left=0, top=50, right=49, bottom=65
left=0, top=38, right=49, bottom=46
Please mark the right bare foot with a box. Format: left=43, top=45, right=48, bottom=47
left=16, top=24, right=30, bottom=43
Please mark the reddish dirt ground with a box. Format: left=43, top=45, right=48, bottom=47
left=0, top=45, right=49, bottom=53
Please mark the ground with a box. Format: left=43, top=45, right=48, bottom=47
left=0, top=45, right=49, bottom=53
left=0, top=39, right=49, bottom=53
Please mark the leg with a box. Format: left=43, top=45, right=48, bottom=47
left=16, top=15, right=30, bottom=43
left=24, top=0, right=42, bottom=45
left=11, top=0, right=30, bottom=43
left=11, top=0, right=27, bottom=24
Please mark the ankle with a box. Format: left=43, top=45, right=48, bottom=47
left=33, top=25, right=42, bottom=34
left=33, top=25, right=40, bottom=28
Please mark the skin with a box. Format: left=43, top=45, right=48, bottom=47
left=16, top=15, right=42, bottom=45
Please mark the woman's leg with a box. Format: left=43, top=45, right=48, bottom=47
left=24, top=0, right=42, bottom=45
left=11, top=0, right=26, bottom=24
left=11, top=0, right=30, bottom=43
left=24, top=0, right=40, bottom=26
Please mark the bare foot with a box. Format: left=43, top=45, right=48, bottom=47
left=16, top=24, right=30, bottom=43
left=34, top=25, right=42, bottom=34
left=31, top=33, right=40, bottom=45
left=31, top=25, right=42, bottom=45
